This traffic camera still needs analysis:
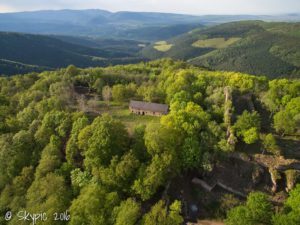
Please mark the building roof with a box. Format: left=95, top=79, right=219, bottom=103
left=129, top=100, right=168, bottom=113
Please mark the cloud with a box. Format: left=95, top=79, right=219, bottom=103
left=0, top=0, right=299, bottom=14
left=0, top=4, right=15, bottom=12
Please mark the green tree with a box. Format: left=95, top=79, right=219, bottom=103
left=226, top=205, right=252, bottom=225
left=226, top=192, right=273, bottom=225
left=125, top=83, right=137, bottom=99
left=137, top=85, right=165, bottom=103
left=274, top=111, right=296, bottom=135
left=261, top=133, right=280, bottom=155
left=243, top=127, right=260, bottom=144
left=0, top=166, right=34, bottom=217
left=246, top=192, right=273, bottom=224
left=144, top=123, right=180, bottom=157
left=66, top=116, right=89, bottom=167
left=112, top=84, right=127, bottom=102
left=273, top=185, right=300, bottom=225
left=0, top=131, right=35, bottom=190
left=49, top=81, right=75, bottom=106
left=234, top=111, right=261, bottom=144
left=113, top=198, right=141, bottom=225
left=0, top=95, right=10, bottom=132
left=131, top=125, right=149, bottom=162
left=70, top=168, right=92, bottom=190
left=141, top=200, right=183, bottom=225
left=78, top=115, right=129, bottom=170
left=16, top=106, right=39, bottom=129
left=168, top=200, right=184, bottom=225
left=34, top=111, right=72, bottom=147
left=35, top=135, right=63, bottom=179
left=285, top=184, right=300, bottom=214
left=263, top=79, right=299, bottom=113
left=26, top=173, right=71, bottom=225
left=69, top=184, right=119, bottom=225
left=95, top=151, right=140, bottom=193
left=274, top=97, right=300, bottom=135
left=132, top=153, right=173, bottom=201
left=161, top=101, right=210, bottom=136
left=65, top=65, right=80, bottom=76
left=93, top=78, right=105, bottom=95
left=112, top=83, right=137, bottom=102
left=160, top=101, right=213, bottom=169
left=181, top=136, right=202, bottom=168
left=102, top=85, right=112, bottom=103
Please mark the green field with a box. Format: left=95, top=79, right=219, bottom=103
left=95, top=102, right=160, bottom=134
left=192, top=37, right=241, bottom=49
left=153, top=41, right=173, bottom=52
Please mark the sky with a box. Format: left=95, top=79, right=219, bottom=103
left=0, top=0, right=299, bottom=15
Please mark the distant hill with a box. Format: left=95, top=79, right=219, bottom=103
left=0, top=10, right=299, bottom=41
left=0, top=10, right=203, bottom=41
left=141, top=21, right=300, bottom=78
left=0, top=32, right=146, bottom=75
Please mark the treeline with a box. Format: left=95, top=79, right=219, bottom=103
left=0, top=59, right=299, bottom=224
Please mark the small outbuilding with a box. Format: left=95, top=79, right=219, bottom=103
left=129, top=100, right=168, bottom=116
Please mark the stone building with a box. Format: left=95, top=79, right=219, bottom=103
left=129, top=100, right=168, bottom=116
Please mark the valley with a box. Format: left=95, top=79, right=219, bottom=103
left=1, top=20, right=299, bottom=78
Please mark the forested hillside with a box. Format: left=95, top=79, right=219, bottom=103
left=142, top=21, right=300, bottom=78
left=1, top=21, right=300, bottom=78
left=0, top=59, right=299, bottom=224
left=0, top=32, right=146, bottom=75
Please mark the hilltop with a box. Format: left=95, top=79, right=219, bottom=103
left=0, top=60, right=299, bottom=224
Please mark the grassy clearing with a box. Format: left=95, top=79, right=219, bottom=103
left=95, top=101, right=161, bottom=134
left=192, top=37, right=241, bottom=49
left=153, top=40, right=173, bottom=52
